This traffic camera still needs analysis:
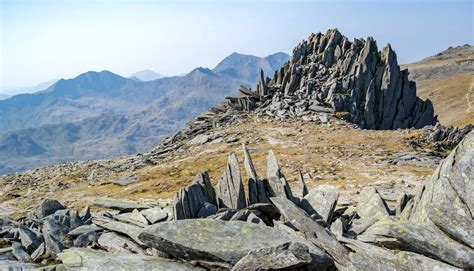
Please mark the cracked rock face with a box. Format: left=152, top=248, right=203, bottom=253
left=408, top=130, right=473, bottom=248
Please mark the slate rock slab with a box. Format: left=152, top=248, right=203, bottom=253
left=138, top=219, right=313, bottom=267
left=231, top=242, right=312, bottom=270
left=92, top=198, right=155, bottom=212
left=301, top=184, right=339, bottom=224
left=271, top=196, right=349, bottom=266
left=356, top=187, right=389, bottom=219
left=57, top=248, right=204, bottom=270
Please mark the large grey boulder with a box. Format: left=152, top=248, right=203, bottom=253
left=408, top=131, right=473, bottom=249
left=357, top=219, right=473, bottom=269
left=356, top=186, right=389, bottom=219
left=18, top=227, right=41, bottom=252
left=231, top=242, right=312, bottom=270
left=92, top=216, right=144, bottom=246
left=11, top=242, right=31, bottom=262
left=138, top=219, right=328, bottom=268
left=215, top=153, right=247, bottom=210
left=98, top=232, right=146, bottom=254
left=300, top=184, right=339, bottom=225
left=340, top=237, right=461, bottom=271
left=36, top=199, right=66, bottom=219
left=270, top=196, right=350, bottom=266
left=57, top=248, right=204, bottom=270
left=140, top=207, right=168, bottom=224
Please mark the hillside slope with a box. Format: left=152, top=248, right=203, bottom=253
left=402, top=44, right=473, bottom=127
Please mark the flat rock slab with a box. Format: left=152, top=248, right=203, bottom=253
left=0, top=260, right=38, bottom=270
left=92, top=198, right=155, bottom=212
left=112, top=177, right=139, bottom=186
left=58, top=248, right=204, bottom=270
left=138, top=219, right=308, bottom=267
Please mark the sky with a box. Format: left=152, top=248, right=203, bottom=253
left=1, top=0, right=473, bottom=93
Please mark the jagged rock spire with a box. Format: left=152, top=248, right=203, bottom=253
left=243, top=144, right=270, bottom=205
left=216, top=152, right=247, bottom=209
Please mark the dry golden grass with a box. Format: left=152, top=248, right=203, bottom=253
left=0, top=116, right=437, bottom=217
left=418, top=74, right=473, bottom=127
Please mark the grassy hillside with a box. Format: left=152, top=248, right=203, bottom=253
left=402, top=44, right=473, bottom=127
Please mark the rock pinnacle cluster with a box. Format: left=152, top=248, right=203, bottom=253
left=230, top=29, right=437, bottom=130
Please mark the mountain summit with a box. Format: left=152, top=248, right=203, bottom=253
left=129, top=70, right=165, bottom=81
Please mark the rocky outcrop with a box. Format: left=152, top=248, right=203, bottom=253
left=416, top=122, right=473, bottom=150
left=1, top=134, right=471, bottom=269
left=226, top=29, right=437, bottom=130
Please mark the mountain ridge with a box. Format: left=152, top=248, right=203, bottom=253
left=0, top=52, right=289, bottom=175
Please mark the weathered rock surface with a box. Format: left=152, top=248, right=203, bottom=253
left=231, top=242, right=312, bottom=270
left=356, top=186, right=389, bottom=219
left=57, top=248, right=204, bottom=270
left=138, top=219, right=325, bottom=268
left=271, top=196, right=350, bottom=266
left=174, top=172, right=217, bottom=220
left=98, top=232, right=146, bottom=254
left=215, top=153, right=247, bottom=210
left=408, top=131, right=473, bottom=250
left=92, top=198, right=155, bottom=212
left=266, top=151, right=296, bottom=203
left=300, top=184, right=339, bottom=224
left=36, top=199, right=66, bottom=219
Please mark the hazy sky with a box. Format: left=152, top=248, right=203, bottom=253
left=1, top=0, right=473, bottom=92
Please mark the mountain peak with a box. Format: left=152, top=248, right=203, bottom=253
left=129, top=70, right=165, bottom=81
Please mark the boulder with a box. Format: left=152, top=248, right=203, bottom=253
left=57, top=248, right=204, bottom=270
left=36, top=199, right=66, bottom=219
left=44, top=233, right=64, bottom=258
left=0, top=260, right=38, bottom=270
left=270, top=196, right=350, bottom=266
left=67, top=224, right=102, bottom=237
left=231, top=242, right=312, bottom=270
left=98, top=232, right=146, bottom=254
left=358, top=219, right=473, bottom=269
left=18, top=227, right=41, bottom=252
left=243, top=144, right=270, bottom=205
left=140, top=207, right=168, bottom=224
left=12, top=242, right=31, bottom=262
left=408, top=131, right=473, bottom=249
left=138, top=219, right=327, bottom=268
left=92, top=216, right=144, bottom=246
left=356, top=187, right=389, bottom=219
left=300, top=184, right=339, bottom=225
left=340, top=237, right=461, bottom=271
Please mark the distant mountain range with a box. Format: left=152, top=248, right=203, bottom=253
left=0, top=94, right=10, bottom=100
left=129, top=70, right=165, bottom=81
left=0, top=52, right=289, bottom=174
left=1, top=79, right=60, bottom=96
